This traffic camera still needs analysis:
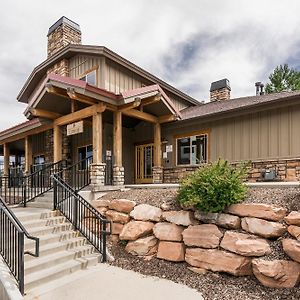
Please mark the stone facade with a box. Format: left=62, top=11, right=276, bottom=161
left=44, top=129, right=54, bottom=164
left=210, top=87, right=231, bottom=101
left=90, top=163, right=106, bottom=190
left=113, top=166, right=124, bottom=186
left=152, top=166, right=163, bottom=184
left=163, top=158, right=300, bottom=183
left=47, top=59, right=69, bottom=77
left=47, top=21, right=81, bottom=58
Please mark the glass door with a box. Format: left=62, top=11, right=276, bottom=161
left=135, top=143, right=154, bottom=183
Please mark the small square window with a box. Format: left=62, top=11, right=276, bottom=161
left=79, top=70, right=97, bottom=86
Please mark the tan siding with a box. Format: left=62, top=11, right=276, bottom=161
left=291, top=105, right=300, bottom=156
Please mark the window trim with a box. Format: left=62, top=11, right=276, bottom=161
left=77, top=66, right=99, bottom=86
left=174, top=130, right=210, bottom=166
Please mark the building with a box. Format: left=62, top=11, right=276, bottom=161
left=1, top=16, right=300, bottom=191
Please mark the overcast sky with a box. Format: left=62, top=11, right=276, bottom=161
left=1, top=0, right=300, bottom=130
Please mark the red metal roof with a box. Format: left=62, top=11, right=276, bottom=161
left=0, top=118, right=41, bottom=137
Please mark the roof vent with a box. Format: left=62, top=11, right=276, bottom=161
left=255, top=82, right=265, bottom=96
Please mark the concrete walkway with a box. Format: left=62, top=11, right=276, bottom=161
left=25, top=263, right=203, bottom=300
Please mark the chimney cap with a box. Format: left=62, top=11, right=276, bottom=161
left=210, top=78, right=231, bottom=92
left=47, top=16, right=81, bottom=36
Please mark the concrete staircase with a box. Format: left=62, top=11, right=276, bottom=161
left=12, top=207, right=101, bottom=298
left=25, top=191, right=54, bottom=209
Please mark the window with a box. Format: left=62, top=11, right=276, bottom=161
left=79, top=70, right=97, bottom=86
left=78, top=145, right=93, bottom=170
left=176, top=134, right=208, bottom=165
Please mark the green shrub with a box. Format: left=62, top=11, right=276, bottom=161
left=177, top=159, right=250, bottom=213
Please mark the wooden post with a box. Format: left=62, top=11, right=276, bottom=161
left=53, top=125, right=62, bottom=163
left=25, top=136, right=33, bottom=173
left=3, top=143, right=10, bottom=176
left=153, top=123, right=161, bottom=167
left=113, top=111, right=122, bottom=166
left=93, top=112, right=103, bottom=164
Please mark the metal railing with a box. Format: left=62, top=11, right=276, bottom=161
left=56, top=157, right=93, bottom=192
left=0, top=160, right=65, bottom=206
left=52, top=174, right=111, bottom=261
left=0, top=196, right=39, bottom=295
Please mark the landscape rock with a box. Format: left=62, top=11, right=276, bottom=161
left=220, top=231, right=271, bottom=256
left=105, top=210, right=130, bottom=224
left=108, top=199, right=136, bottom=213
left=111, top=223, right=124, bottom=235
left=125, top=235, right=158, bottom=256
left=288, top=225, right=300, bottom=240
left=91, top=199, right=110, bottom=208
left=162, top=210, right=196, bottom=226
left=119, top=221, right=154, bottom=240
left=130, top=204, right=162, bottom=222
left=153, top=222, right=184, bottom=241
left=284, top=211, right=300, bottom=226
left=187, top=267, right=208, bottom=275
left=241, top=217, right=286, bottom=238
left=185, top=248, right=252, bottom=276
left=157, top=241, right=185, bottom=262
left=182, top=224, right=223, bottom=248
left=194, top=211, right=241, bottom=229
left=282, top=238, right=300, bottom=263
left=227, top=203, right=287, bottom=221
left=252, top=259, right=300, bottom=288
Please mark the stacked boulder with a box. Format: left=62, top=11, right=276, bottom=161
left=93, top=199, right=300, bottom=289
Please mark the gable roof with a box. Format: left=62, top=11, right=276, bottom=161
left=17, top=45, right=199, bottom=106
left=181, top=91, right=300, bottom=120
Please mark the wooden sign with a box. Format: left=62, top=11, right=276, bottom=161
left=67, top=121, right=84, bottom=136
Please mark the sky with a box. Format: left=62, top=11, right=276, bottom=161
left=1, top=0, right=300, bottom=130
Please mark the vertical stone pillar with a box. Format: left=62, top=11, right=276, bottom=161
left=25, top=136, right=33, bottom=174
left=153, top=123, right=163, bottom=183
left=113, top=111, right=124, bottom=185
left=90, top=163, right=106, bottom=190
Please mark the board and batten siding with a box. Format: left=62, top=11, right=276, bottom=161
left=164, top=104, right=300, bottom=166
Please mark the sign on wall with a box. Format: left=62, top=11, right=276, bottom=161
left=67, top=121, right=84, bottom=136
left=166, top=145, right=173, bottom=152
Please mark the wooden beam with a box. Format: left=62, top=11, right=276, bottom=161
left=158, top=114, right=177, bottom=124
left=25, top=136, right=32, bottom=173
left=93, top=112, right=103, bottom=164
left=53, top=125, right=62, bottom=163
left=3, top=143, right=9, bottom=176
left=113, top=111, right=122, bottom=166
left=54, top=103, right=106, bottom=126
left=71, top=99, right=78, bottom=113
left=153, top=123, right=162, bottom=167
left=140, top=94, right=161, bottom=107
left=66, top=88, right=97, bottom=106
left=122, top=109, right=158, bottom=123
left=29, top=108, right=62, bottom=120
left=119, top=98, right=141, bottom=112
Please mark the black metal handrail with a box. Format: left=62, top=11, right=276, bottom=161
left=0, top=160, right=66, bottom=206
left=56, top=156, right=93, bottom=192
left=52, top=174, right=111, bottom=261
left=0, top=196, right=40, bottom=295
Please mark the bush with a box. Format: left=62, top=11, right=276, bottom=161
left=177, top=159, right=250, bottom=213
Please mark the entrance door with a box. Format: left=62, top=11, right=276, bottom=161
left=135, top=143, right=154, bottom=183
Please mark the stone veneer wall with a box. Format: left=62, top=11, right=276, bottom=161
left=163, top=158, right=300, bottom=183
left=47, top=59, right=69, bottom=76
left=91, top=199, right=300, bottom=289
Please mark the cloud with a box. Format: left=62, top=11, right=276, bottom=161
left=1, top=0, right=300, bottom=130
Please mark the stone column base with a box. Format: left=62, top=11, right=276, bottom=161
left=152, top=166, right=163, bottom=184
left=90, top=163, right=106, bottom=190
left=113, top=166, right=124, bottom=186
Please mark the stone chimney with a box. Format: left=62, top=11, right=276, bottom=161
left=210, top=79, right=231, bottom=101
left=47, top=16, right=81, bottom=58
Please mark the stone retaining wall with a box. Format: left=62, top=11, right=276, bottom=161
left=92, top=199, right=300, bottom=289
left=163, top=158, right=300, bottom=183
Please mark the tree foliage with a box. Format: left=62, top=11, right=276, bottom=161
left=265, top=64, right=300, bottom=93
left=177, top=160, right=250, bottom=213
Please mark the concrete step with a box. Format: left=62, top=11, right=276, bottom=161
left=26, top=201, right=53, bottom=209
left=25, top=237, right=89, bottom=262
left=25, top=231, right=80, bottom=250
left=21, top=216, right=66, bottom=229
left=25, top=254, right=100, bottom=291
left=27, top=222, right=74, bottom=237
left=25, top=245, right=96, bottom=275
left=12, top=208, right=58, bottom=222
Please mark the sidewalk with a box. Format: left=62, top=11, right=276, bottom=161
left=25, top=263, right=203, bottom=300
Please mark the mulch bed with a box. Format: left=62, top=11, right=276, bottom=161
left=105, top=187, right=300, bottom=300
